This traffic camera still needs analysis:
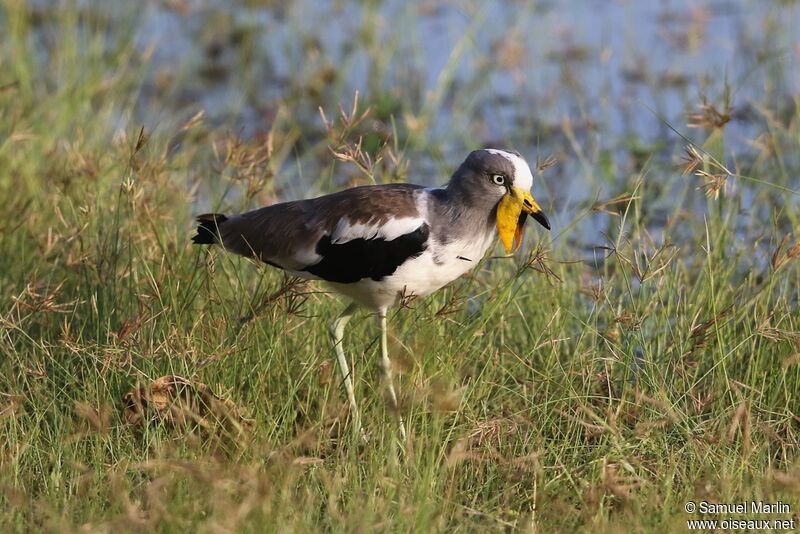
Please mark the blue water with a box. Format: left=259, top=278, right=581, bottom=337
left=136, top=2, right=799, bottom=131
left=31, top=0, right=800, bottom=239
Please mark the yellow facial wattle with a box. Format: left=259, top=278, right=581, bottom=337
left=497, top=194, right=525, bottom=254
left=496, top=187, right=550, bottom=254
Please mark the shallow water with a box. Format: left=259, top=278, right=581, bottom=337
left=26, top=0, right=800, bottom=245
left=134, top=2, right=800, bottom=134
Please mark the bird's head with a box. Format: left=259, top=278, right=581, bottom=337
left=452, top=148, right=550, bottom=253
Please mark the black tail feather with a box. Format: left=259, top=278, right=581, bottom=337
left=192, top=213, right=228, bottom=245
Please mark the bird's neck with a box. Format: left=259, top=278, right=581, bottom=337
left=445, top=180, right=481, bottom=208
left=432, top=186, right=498, bottom=238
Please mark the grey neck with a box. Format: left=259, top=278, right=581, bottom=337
left=425, top=186, right=498, bottom=245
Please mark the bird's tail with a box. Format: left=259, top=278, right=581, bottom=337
left=192, top=213, right=228, bottom=245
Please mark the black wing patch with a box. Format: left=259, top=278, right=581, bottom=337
left=304, top=224, right=429, bottom=283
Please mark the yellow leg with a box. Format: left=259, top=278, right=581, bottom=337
left=379, top=311, right=407, bottom=441
left=329, top=303, right=362, bottom=438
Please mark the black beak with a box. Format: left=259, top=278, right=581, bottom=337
left=531, top=210, right=551, bottom=231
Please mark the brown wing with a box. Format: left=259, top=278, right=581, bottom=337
left=205, top=184, right=425, bottom=272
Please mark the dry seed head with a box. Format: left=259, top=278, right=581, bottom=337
left=695, top=169, right=728, bottom=199
left=591, top=193, right=639, bottom=216
left=680, top=145, right=703, bottom=176
left=687, top=99, right=733, bottom=130
left=688, top=306, right=732, bottom=353
left=523, top=244, right=562, bottom=285
left=726, top=401, right=752, bottom=456
left=771, top=235, right=800, bottom=272
left=536, top=154, right=558, bottom=174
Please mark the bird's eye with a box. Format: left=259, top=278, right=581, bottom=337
left=491, top=174, right=506, bottom=185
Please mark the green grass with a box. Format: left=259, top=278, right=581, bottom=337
left=1, top=2, right=800, bottom=532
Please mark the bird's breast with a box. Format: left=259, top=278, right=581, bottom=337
left=376, top=228, right=495, bottom=296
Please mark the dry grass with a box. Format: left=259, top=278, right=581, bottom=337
left=1, top=1, right=799, bottom=532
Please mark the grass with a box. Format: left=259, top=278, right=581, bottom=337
left=1, top=1, right=800, bottom=531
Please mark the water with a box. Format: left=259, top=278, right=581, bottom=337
left=23, top=0, right=800, bottom=242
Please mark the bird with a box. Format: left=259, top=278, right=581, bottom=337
left=192, top=148, right=550, bottom=440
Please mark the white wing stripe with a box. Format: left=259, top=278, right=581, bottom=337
left=331, top=216, right=426, bottom=244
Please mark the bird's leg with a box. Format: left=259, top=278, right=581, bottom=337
left=330, top=302, right=362, bottom=439
left=379, top=311, right=407, bottom=441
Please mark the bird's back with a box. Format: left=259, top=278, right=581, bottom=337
left=193, top=183, right=429, bottom=280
